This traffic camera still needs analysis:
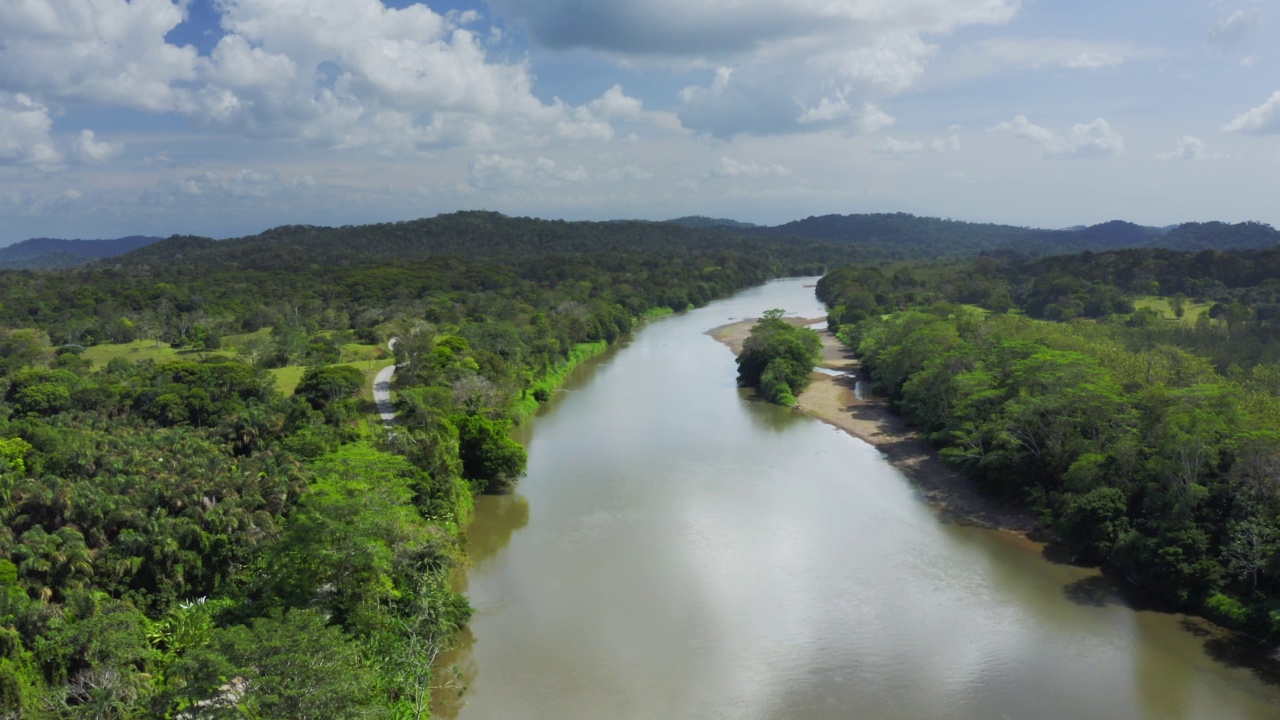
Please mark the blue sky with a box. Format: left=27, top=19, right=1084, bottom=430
left=0, top=0, right=1277, bottom=243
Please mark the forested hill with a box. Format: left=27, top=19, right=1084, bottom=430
left=663, top=216, right=760, bottom=230
left=741, top=213, right=1280, bottom=258
left=0, top=235, right=163, bottom=270
left=104, top=211, right=830, bottom=275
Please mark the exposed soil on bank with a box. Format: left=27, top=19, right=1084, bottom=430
left=708, top=317, right=1039, bottom=534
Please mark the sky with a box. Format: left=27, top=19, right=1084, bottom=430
left=1, top=0, right=1278, bottom=244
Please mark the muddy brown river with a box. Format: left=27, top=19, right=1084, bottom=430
left=440, top=278, right=1280, bottom=720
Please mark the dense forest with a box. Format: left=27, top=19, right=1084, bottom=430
left=735, top=310, right=822, bottom=406
left=0, top=214, right=851, bottom=717
left=817, top=245, right=1280, bottom=639
left=4, top=208, right=1280, bottom=716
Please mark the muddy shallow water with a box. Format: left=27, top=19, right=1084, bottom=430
left=440, top=278, right=1280, bottom=720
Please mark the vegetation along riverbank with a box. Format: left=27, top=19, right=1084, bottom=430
left=0, top=213, right=849, bottom=716
left=709, top=317, right=1038, bottom=533
left=806, top=251, right=1280, bottom=647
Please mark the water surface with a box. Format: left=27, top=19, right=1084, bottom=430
left=443, top=278, right=1280, bottom=720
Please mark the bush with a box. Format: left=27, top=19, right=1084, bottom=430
left=1204, top=592, right=1249, bottom=626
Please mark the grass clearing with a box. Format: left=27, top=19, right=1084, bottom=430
left=221, top=326, right=273, bottom=350
left=268, top=366, right=308, bottom=396
left=81, top=340, right=232, bottom=369
left=340, top=343, right=385, bottom=363
left=1133, top=296, right=1213, bottom=325
left=270, top=359, right=389, bottom=397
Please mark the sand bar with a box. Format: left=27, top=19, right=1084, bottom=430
left=708, top=317, right=1038, bottom=534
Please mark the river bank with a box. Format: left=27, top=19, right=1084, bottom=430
left=708, top=317, right=1038, bottom=534
left=447, top=279, right=1280, bottom=720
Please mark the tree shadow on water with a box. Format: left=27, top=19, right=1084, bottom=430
left=1062, top=575, right=1126, bottom=608
left=1061, top=573, right=1168, bottom=612
left=1202, top=630, right=1280, bottom=687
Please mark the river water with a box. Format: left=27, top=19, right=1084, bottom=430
left=441, top=278, right=1280, bottom=720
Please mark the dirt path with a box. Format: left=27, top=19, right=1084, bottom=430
left=708, top=318, right=1038, bottom=534
left=374, top=338, right=399, bottom=428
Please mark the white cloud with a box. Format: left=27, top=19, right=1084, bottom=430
left=798, top=98, right=896, bottom=135
left=71, top=130, right=123, bottom=164
left=1155, top=136, right=1226, bottom=161
left=193, top=0, right=547, bottom=147
left=678, top=34, right=934, bottom=137
left=809, top=33, right=939, bottom=94
left=0, top=0, right=199, bottom=112
left=709, top=157, right=792, bottom=179
left=517, top=0, right=1022, bottom=138
left=872, top=137, right=925, bottom=158
left=858, top=104, right=896, bottom=133
left=797, top=95, right=854, bottom=125
left=1207, top=9, right=1261, bottom=50
left=948, top=38, right=1135, bottom=77
left=1224, top=91, right=1280, bottom=135
left=0, top=1, right=649, bottom=156
left=872, top=133, right=960, bottom=158
left=1062, top=51, right=1124, bottom=70
left=177, top=169, right=315, bottom=199
left=0, top=93, right=61, bottom=167
left=931, top=135, right=962, bottom=153
left=469, top=154, right=590, bottom=188
left=598, top=164, right=653, bottom=182
left=994, top=115, right=1123, bottom=158
left=589, top=85, right=644, bottom=120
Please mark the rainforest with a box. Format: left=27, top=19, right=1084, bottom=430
left=2, top=213, right=1280, bottom=718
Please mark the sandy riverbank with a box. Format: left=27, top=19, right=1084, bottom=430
left=708, top=317, right=1038, bottom=534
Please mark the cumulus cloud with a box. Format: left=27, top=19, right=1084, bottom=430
left=191, top=0, right=561, bottom=148
left=0, top=0, right=660, bottom=156
left=678, top=32, right=938, bottom=137
left=709, top=157, right=792, bottom=179
left=1155, top=136, right=1226, bottom=161
left=0, top=0, right=199, bottom=112
left=71, top=130, right=123, bottom=164
left=0, top=93, right=61, bottom=167
left=994, top=115, right=1123, bottom=158
left=1224, top=91, right=1280, bottom=135
left=490, top=0, right=1017, bottom=138
left=589, top=85, right=644, bottom=120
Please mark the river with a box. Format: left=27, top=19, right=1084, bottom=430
left=439, top=277, right=1280, bottom=720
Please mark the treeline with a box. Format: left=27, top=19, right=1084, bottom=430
left=0, top=213, right=844, bottom=357
left=818, top=245, right=1280, bottom=375
left=0, top=216, right=847, bottom=716
left=818, top=248, right=1280, bottom=639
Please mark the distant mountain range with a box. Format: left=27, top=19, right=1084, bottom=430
left=0, top=236, right=163, bottom=270
left=4, top=212, right=1278, bottom=271
left=737, top=214, right=1280, bottom=258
